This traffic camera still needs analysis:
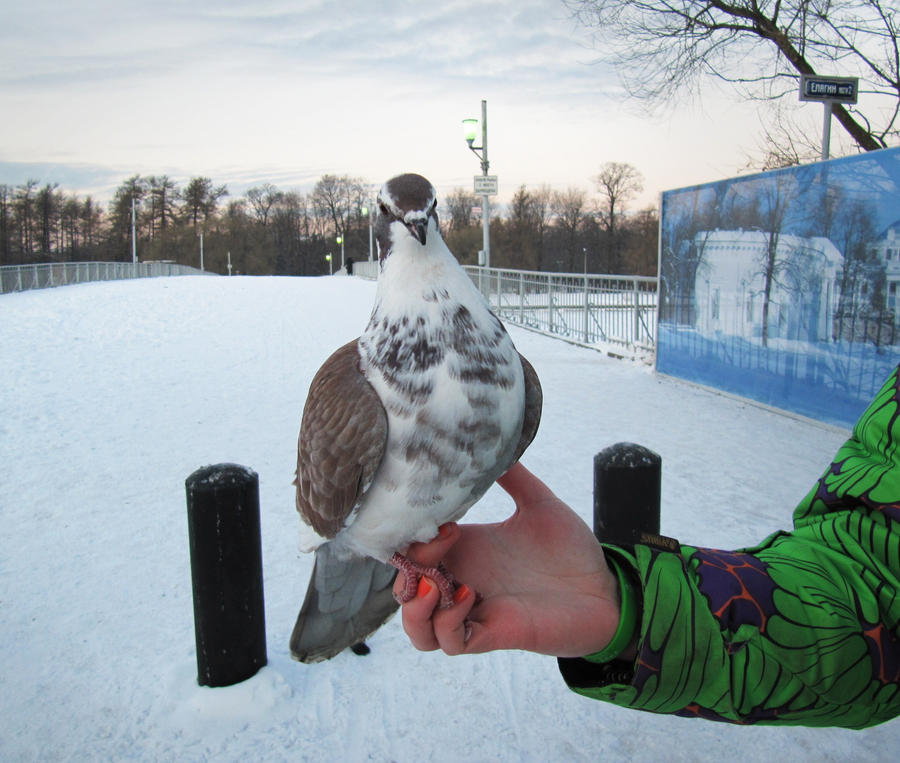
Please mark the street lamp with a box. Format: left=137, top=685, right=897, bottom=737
left=336, top=235, right=345, bottom=270
left=325, top=253, right=333, bottom=276
left=462, top=99, right=490, bottom=268
left=361, top=206, right=374, bottom=262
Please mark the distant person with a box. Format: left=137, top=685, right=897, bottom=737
left=397, top=363, right=900, bottom=729
left=346, top=257, right=354, bottom=275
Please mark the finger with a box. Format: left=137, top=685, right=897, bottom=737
left=403, top=522, right=460, bottom=566
left=400, top=577, right=441, bottom=651
left=432, top=584, right=478, bottom=656
left=497, top=462, right=557, bottom=505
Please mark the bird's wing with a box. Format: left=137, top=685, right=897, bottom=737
left=295, top=338, right=387, bottom=538
left=510, top=352, right=542, bottom=464
left=290, top=540, right=398, bottom=663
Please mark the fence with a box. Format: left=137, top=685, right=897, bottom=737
left=0, top=261, right=212, bottom=294
left=464, top=266, right=658, bottom=356
left=351, top=260, right=379, bottom=280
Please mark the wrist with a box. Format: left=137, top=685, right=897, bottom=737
left=583, top=550, right=640, bottom=663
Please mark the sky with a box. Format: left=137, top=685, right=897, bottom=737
left=0, top=0, right=793, bottom=211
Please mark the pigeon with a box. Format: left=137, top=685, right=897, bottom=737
left=290, top=173, right=542, bottom=663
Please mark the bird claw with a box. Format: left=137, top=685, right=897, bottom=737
left=389, top=553, right=460, bottom=608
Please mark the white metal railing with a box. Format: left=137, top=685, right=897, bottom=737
left=463, top=266, right=658, bottom=356
left=0, top=261, right=213, bottom=294
left=350, top=260, right=380, bottom=280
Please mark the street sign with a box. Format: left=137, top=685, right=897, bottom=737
left=799, top=74, right=858, bottom=104
left=474, top=175, right=498, bottom=195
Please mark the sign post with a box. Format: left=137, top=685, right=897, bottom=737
left=799, top=74, right=859, bottom=161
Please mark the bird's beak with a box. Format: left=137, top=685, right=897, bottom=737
left=407, top=219, right=428, bottom=246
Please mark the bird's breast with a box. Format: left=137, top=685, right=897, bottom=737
left=342, top=297, right=524, bottom=561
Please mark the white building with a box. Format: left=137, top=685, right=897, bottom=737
left=693, top=229, right=843, bottom=342
left=869, top=219, right=900, bottom=319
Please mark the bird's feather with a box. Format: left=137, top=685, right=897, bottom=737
left=289, top=541, right=398, bottom=663
left=294, top=339, right=387, bottom=538
left=512, top=353, right=542, bottom=465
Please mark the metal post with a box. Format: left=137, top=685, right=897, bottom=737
left=185, top=463, right=267, bottom=687
left=547, top=274, right=554, bottom=333
left=480, top=99, right=490, bottom=269
left=632, top=278, right=641, bottom=346
left=821, top=102, right=832, bottom=161
left=593, top=442, right=661, bottom=546
left=199, top=232, right=204, bottom=272
left=131, top=197, right=137, bottom=265
left=519, top=272, right=525, bottom=324
left=584, top=273, right=590, bottom=343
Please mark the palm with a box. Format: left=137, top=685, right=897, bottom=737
left=401, top=463, right=622, bottom=657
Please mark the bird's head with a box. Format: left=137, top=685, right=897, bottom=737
left=375, top=173, right=440, bottom=263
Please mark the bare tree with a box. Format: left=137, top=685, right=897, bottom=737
left=593, top=162, right=644, bottom=236
left=310, top=174, right=366, bottom=240
left=552, top=187, right=588, bottom=271
left=0, top=185, right=12, bottom=263
left=565, top=0, right=900, bottom=153
left=14, top=180, right=38, bottom=258
left=35, top=183, right=60, bottom=256
left=748, top=173, right=798, bottom=346
left=442, top=187, right=477, bottom=232
left=246, top=183, right=282, bottom=227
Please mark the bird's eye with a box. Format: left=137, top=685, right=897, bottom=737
left=379, top=202, right=391, bottom=217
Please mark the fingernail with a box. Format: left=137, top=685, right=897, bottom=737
left=453, top=584, right=471, bottom=604
left=417, top=578, right=433, bottom=598
left=463, top=620, right=473, bottom=643
left=437, top=523, right=453, bottom=539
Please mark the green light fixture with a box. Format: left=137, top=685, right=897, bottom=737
left=462, top=118, right=479, bottom=147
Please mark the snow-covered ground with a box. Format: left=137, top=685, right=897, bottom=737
left=1, top=275, right=896, bottom=761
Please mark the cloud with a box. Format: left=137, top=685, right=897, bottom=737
left=0, top=0, right=609, bottom=97
left=0, top=0, right=767, bottom=212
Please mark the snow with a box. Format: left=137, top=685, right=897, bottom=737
left=0, top=275, right=896, bottom=761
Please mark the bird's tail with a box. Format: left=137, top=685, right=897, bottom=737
left=290, top=541, right=399, bottom=663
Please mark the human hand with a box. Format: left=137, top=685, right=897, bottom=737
left=395, top=462, right=623, bottom=658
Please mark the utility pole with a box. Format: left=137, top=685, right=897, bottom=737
left=479, top=99, right=490, bottom=269
left=463, top=99, right=495, bottom=269
left=131, top=197, right=137, bottom=265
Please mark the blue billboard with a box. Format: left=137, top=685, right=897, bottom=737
left=657, top=147, right=900, bottom=428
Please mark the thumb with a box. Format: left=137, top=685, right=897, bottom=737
left=497, top=462, right=557, bottom=506
left=403, top=522, right=461, bottom=567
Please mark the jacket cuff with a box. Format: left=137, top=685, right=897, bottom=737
left=582, top=549, right=640, bottom=663
left=557, top=546, right=642, bottom=687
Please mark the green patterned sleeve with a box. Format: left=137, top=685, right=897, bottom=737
left=559, top=365, right=900, bottom=729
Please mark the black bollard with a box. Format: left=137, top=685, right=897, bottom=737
left=593, top=442, right=661, bottom=547
left=185, top=463, right=267, bottom=687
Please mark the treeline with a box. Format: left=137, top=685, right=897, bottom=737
left=0, top=164, right=658, bottom=276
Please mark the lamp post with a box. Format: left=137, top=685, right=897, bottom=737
left=463, top=99, right=491, bottom=269
left=336, top=235, right=345, bottom=270
left=131, top=196, right=138, bottom=266
left=362, top=205, right=374, bottom=262
left=198, top=231, right=204, bottom=272
left=325, top=253, right=333, bottom=276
